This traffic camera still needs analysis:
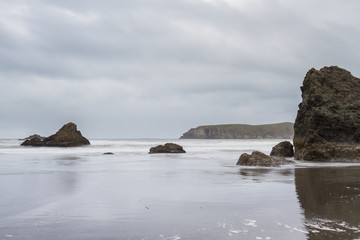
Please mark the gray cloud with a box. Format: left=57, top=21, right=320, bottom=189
left=1, top=0, right=360, bottom=138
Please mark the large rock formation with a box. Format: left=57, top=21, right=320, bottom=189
left=149, top=143, right=186, bottom=154
left=21, top=122, right=90, bottom=147
left=236, top=151, right=294, bottom=167
left=293, top=66, right=360, bottom=161
left=270, top=141, right=294, bottom=157
left=181, top=122, right=294, bottom=139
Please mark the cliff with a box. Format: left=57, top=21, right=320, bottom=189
left=180, top=122, right=294, bottom=139
left=293, top=66, right=360, bottom=161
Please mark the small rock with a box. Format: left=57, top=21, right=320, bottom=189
left=149, top=143, right=186, bottom=154
left=20, top=134, right=46, bottom=141
left=236, top=151, right=294, bottom=167
left=270, top=141, right=294, bottom=157
left=103, top=152, right=114, bottom=155
left=21, top=137, right=44, bottom=147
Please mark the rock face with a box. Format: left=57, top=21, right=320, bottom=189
left=236, top=151, right=294, bottom=167
left=270, top=141, right=294, bottom=157
left=181, top=122, right=294, bottom=139
left=149, top=143, right=186, bottom=154
left=293, top=66, right=360, bottom=161
left=21, top=122, right=90, bottom=147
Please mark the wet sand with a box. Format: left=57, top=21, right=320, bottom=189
left=0, top=139, right=359, bottom=240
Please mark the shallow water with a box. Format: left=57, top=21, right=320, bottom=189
left=0, top=139, right=359, bottom=240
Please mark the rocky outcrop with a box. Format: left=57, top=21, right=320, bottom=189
left=236, top=151, right=294, bottom=167
left=293, top=66, right=360, bottom=161
left=149, top=143, right=186, bottom=154
left=180, top=122, right=293, bottom=139
left=270, top=141, right=294, bottom=157
left=21, top=122, right=90, bottom=147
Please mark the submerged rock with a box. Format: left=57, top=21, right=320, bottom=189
left=270, top=141, right=294, bottom=157
left=293, top=66, right=360, bottom=161
left=149, top=143, right=186, bottom=154
left=236, top=151, right=294, bottom=167
left=21, top=122, right=90, bottom=147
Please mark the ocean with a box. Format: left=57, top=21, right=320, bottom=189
left=0, top=139, right=359, bottom=240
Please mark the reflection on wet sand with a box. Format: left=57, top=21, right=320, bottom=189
left=239, top=168, right=294, bottom=183
left=295, top=167, right=360, bottom=240
left=239, top=168, right=272, bottom=177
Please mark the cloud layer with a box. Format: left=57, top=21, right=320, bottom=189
left=1, top=0, right=360, bottom=138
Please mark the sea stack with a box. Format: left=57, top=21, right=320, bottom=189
left=21, top=122, right=90, bottom=147
left=293, top=66, right=360, bottom=161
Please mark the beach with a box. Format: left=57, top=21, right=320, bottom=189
left=0, top=139, right=359, bottom=240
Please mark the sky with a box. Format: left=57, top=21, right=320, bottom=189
left=1, top=0, right=360, bottom=138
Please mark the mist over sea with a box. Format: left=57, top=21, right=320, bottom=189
left=0, top=139, right=359, bottom=240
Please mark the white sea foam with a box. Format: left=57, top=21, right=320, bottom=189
left=2, top=139, right=360, bottom=168
left=305, top=218, right=360, bottom=233
left=158, top=235, right=181, bottom=240
left=244, top=219, right=257, bottom=227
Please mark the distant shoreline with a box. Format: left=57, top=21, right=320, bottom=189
left=180, top=122, right=294, bottom=139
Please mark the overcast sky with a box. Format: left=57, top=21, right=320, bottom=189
left=1, top=0, right=359, bottom=138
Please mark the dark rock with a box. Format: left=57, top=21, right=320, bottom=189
left=236, top=151, right=294, bottom=167
left=149, top=143, right=186, bottom=154
left=103, top=152, right=114, bottom=155
left=20, top=134, right=46, bottom=141
left=270, top=141, right=294, bottom=157
left=21, top=122, right=90, bottom=147
left=21, top=137, right=45, bottom=146
left=293, top=66, right=360, bottom=161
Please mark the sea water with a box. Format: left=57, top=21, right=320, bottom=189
left=0, top=139, right=359, bottom=240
